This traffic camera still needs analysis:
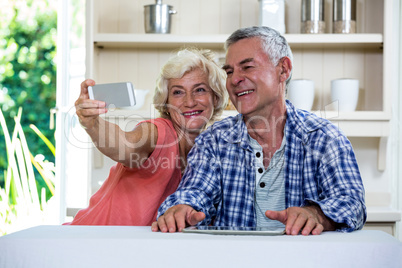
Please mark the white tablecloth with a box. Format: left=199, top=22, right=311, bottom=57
left=0, top=226, right=401, bottom=268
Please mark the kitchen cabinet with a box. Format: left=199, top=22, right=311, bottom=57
left=84, top=0, right=400, bottom=235
left=86, top=0, right=392, bottom=139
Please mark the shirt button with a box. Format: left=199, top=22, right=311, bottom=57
left=260, top=182, right=265, bottom=188
left=258, top=168, right=263, bottom=174
left=256, top=152, right=261, bottom=158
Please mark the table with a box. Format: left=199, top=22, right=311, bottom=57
left=0, top=226, right=401, bottom=268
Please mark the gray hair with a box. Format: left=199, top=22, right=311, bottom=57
left=153, top=48, right=228, bottom=122
left=225, top=26, right=293, bottom=84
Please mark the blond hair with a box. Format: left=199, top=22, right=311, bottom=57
left=153, top=48, right=228, bottom=122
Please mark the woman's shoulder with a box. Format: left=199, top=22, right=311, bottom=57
left=138, top=118, right=180, bottom=151
left=139, top=117, right=173, bottom=130
left=137, top=118, right=175, bottom=137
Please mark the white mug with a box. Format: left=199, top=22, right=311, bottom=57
left=330, top=79, right=359, bottom=112
left=287, top=79, right=315, bottom=111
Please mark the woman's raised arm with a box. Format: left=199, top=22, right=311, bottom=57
left=75, top=79, right=158, bottom=168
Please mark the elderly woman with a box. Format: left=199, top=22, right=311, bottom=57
left=67, top=48, right=228, bottom=226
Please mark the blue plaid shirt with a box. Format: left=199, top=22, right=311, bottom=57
left=158, top=101, right=367, bottom=232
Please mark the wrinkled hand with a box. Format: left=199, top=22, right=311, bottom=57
left=75, top=79, right=107, bottom=129
left=265, top=205, right=336, bottom=236
left=151, top=204, right=205, bottom=233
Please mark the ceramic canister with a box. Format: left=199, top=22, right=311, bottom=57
left=287, top=79, right=315, bottom=111
left=331, top=78, right=359, bottom=111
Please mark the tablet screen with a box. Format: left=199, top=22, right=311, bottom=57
left=182, top=226, right=285, bottom=236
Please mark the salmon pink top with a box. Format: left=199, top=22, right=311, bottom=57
left=66, top=118, right=181, bottom=226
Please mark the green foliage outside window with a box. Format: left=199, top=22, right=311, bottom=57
left=0, top=0, right=57, bottom=201
left=0, top=107, right=55, bottom=235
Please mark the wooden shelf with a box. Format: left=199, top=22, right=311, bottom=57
left=222, top=110, right=390, bottom=136
left=285, top=33, right=383, bottom=48
left=223, top=110, right=391, bottom=120
left=312, top=111, right=391, bottom=121
left=366, top=207, right=401, bottom=222
left=93, top=33, right=383, bottom=49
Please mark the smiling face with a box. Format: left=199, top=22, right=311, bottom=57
left=223, top=37, right=289, bottom=119
left=167, top=68, right=217, bottom=134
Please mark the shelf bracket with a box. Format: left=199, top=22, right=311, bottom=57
left=378, top=136, right=388, bottom=171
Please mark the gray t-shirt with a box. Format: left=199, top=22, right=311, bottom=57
left=249, top=133, right=286, bottom=228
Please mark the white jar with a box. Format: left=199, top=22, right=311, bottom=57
left=258, top=0, right=286, bottom=34
left=287, top=79, right=315, bottom=111
left=330, top=79, right=359, bottom=111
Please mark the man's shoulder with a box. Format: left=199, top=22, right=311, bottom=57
left=290, top=107, right=338, bottom=133
left=294, top=113, right=351, bottom=153
left=298, top=110, right=330, bottom=129
left=286, top=102, right=347, bottom=142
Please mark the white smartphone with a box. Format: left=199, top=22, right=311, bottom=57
left=88, top=82, right=135, bottom=108
left=182, top=226, right=286, bottom=236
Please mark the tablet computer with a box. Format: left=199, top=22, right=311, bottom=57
left=182, top=226, right=285, bottom=236
left=88, top=82, right=135, bottom=108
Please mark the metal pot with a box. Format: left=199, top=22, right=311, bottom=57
left=144, top=0, right=177, bottom=34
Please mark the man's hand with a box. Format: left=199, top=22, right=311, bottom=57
left=151, top=204, right=205, bottom=233
left=265, top=205, right=337, bottom=236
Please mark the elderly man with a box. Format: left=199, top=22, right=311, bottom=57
left=152, top=26, right=366, bottom=235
